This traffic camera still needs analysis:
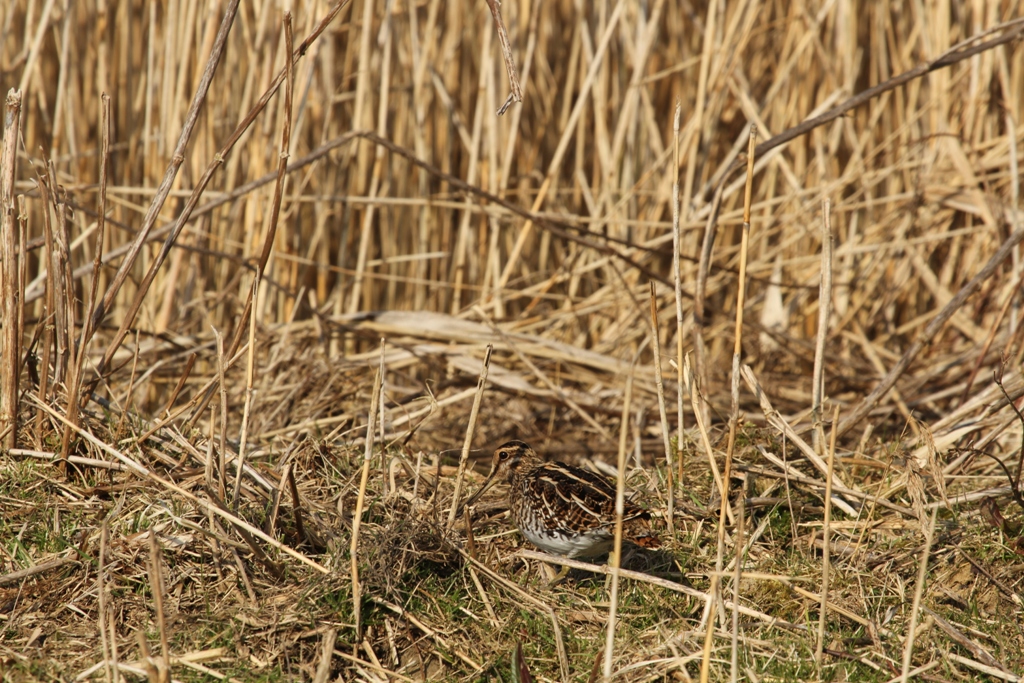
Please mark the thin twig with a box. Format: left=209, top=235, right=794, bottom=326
left=447, top=344, right=493, bottom=529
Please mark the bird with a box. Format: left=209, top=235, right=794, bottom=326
left=464, top=440, right=661, bottom=580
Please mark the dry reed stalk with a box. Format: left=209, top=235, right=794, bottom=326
left=1008, top=112, right=1022, bottom=336
left=815, top=405, right=840, bottom=666
left=900, top=507, right=939, bottom=682
left=347, top=4, right=394, bottom=319
left=147, top=531, right=171, bottom=683
left=233, top=274, right=260, bottom=507
left=648, top=282, right=676, bottom=533
left=204, top=405, right=217, bottom=495
left=44, top=162, right=73, bottom=397
left=33, top=173, right=55, bottom=448
left=267, top=463, right=287, bottom=534
left=160, top=352, right=197, bottom=418
left=234, top=13, right=295, bottom=505
left=115, top=330, right=141, bottom=437
left=685, top=0, right=720, bottom=423
left=811, top=200, right=833, bottom=453
left=712, top=123, right=756, bottom=683
left=602, top=356, right=635, bottom=681
left=671, top=102, right=686, bottom=485
left=0, top=89, right=23, bottom=450
left=447, top=344, right=492, bottom=529
left=215, top=328, right=228, bottom=500
left=351, top=339, right=385, bottom=641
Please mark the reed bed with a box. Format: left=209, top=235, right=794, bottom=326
left=1, top=0, right=1024, bottom=680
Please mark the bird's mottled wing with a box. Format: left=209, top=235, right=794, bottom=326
left=532, top=462, right=650, bottom=534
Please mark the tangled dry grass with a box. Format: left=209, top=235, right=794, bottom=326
left=2, top=0, right=1024, bottom=681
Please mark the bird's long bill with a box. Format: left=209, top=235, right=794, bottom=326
left=464, top=467, right=499, bottom=508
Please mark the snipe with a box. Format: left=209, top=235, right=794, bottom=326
left=465, top=440, right=661, bottom=576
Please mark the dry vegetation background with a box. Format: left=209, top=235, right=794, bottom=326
left=2, top=0, right=1024, bottom=681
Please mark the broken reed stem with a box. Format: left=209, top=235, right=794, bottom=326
left=447, top=344, right=493, bottom=529
left=900, top=507, right=939, bottom=682
left=47, top=164, right=75, bottom=468
left=671, top=101, right=686, bottom=486
left=649, top=281, right=675, bottom=533
left=351, top=339, right=385, bottom=641
left=812, top=199, right=833, bottom=453
left=0, top=89, right=23, bottom=450
left=483, top=0, right=522, bottom=115
left=603, top=354, right=636, bottom=681
left=35, top=175, right=55, bottom=448
left=147, top=531, right=171, bottom=681
left=815, top=404, right=841, bottom=666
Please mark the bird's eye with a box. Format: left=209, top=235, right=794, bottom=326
left=498, top=450, right=510, bottom=460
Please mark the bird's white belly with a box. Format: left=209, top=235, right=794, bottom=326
left=520, top=524, right=613, bottom=559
